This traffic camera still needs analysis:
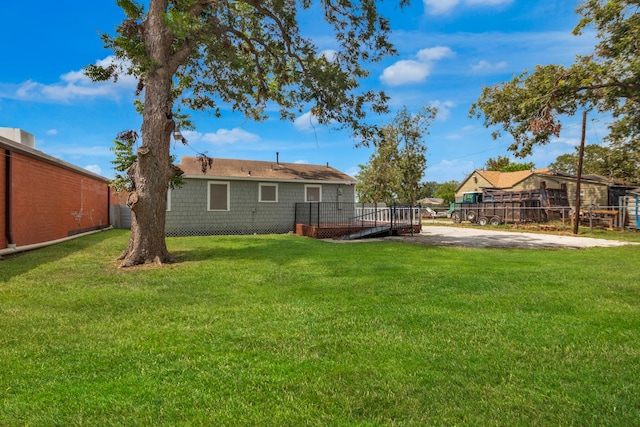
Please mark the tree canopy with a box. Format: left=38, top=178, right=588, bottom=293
left=549, top=144, right=639, bottom=182
left=89, top=0, right=397, bottom=141
left=433, top=180, right=458, bottom=204
left=483, top=155, right=535, bottom=172
left=470, top=0, right=640, bottom=159
left=356, top=106, right=437, bottom=205
left=86, top=0, right=401, bottom=266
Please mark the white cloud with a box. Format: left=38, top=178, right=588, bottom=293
left=192, top=128, right=261, bottom=145
left=46, top=129, right=58, bottom=135
left=345, top=166, right=360, bottom=178
left=445, top=125, right=474, bottom=140
left=294, top=111, right=319, bottom=131
left=84, top=165, right=102, bottom=175
left=424, top=0, right=512, bottom=15
left=381, top=46, right=454, bottom=86
left=50, top=145, right=113, bottom=158
left=5, top=56, right=136, bottom=103
left=430, top=100, right=456, bottom=121
left=551, top=136, right=581, bottom=147
left=471, top=60, right=508, bottom=73
left=423, top=0, right=460, bottom=15
left=381, top=60, right=431, bottom=86
left=466, top=0, right=512, bottom=5
left=417, top=46, right=454, bottom=62
left=320, top=50, right=338, bottom=62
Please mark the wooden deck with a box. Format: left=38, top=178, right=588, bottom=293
left=295, top=222, right=421, bottom=239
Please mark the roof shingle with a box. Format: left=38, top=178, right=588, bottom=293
left=476, top=168, right=552, bottom=188
left=177, top=156, right=357, bottom=183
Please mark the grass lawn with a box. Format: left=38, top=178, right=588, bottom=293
left=1, top=230, right=639, bottom=425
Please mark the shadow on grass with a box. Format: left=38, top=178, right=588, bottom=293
left=169, top=234, right=320, bottom=265
left=0, top=230, right=121, bottom=282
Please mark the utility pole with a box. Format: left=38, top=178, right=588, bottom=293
left=573, top=111, right=587, bottom=235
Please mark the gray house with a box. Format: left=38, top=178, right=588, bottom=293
left=165, top=156, right=357, bottom=236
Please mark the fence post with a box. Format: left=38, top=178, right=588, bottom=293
left=363, top=203, right=366, bottom=227
left=410, top=205, right=414, bottom=236
left=391, top=205, right=395, bottom=231
left=374, top=202, right=377, bottom=227
left=620, top=196, right=626, bottom=230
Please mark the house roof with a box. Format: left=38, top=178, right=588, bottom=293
left=178, top=156, right=357, bottom=184
left=475, top=168, right=554, bottom=188
left=580, top=174, right=636, bottom=187
left=458, top=167, right=636, bottom=192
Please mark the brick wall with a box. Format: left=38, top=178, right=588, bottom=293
left=0, top=148, right=6, bottom=249
left=8, top=151, right=109, bottom=247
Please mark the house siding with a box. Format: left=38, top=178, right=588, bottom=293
left=456, top=173, right=494, bottom=199
left=510, top=176, right=609, bottom=207
left=165, top=178, right=355, bottom=236
left=3, top=150, right=109, bottom=248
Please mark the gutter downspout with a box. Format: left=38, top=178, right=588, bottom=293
left=107, top=185, right=111, bottom=226
left=0, top=226, right=112, bottom=257
left=5, top=149, right=14, bottom=246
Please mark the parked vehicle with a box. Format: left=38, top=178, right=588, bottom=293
left=448, top=185, right=570, bottom=225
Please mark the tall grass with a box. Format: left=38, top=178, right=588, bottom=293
left=1, top=230, right=639, bottom=425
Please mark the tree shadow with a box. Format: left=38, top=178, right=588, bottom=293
left=0, top=230, right=121, bottom=282
left=169, top=235, right=316, bottom=266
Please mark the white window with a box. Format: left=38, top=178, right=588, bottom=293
left=208, top=182, right=230, bottom=211
left=166, top=188, right=172, bottom=212
left=305, top=185, right=322, bottom=202
left=259, top=183, right=278, bottom=202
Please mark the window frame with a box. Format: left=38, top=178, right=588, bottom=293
left=259, top=183, right=278, bottom=203
left=305, top=184, right=322, bottom=203
left=207, top=181, right=230, bottom=211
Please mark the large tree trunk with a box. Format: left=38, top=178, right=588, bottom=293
left=118, top=82, right=179, bottom=267
left=118, top=0, right=182, bottom=268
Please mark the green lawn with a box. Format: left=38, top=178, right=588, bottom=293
left=1, top=230, right=639, bottom=425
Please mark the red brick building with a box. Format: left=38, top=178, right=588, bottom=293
left=1, top=129, right=110, bottom=254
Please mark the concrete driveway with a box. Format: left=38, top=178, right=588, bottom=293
left=388, top=226, right=636, bottom=249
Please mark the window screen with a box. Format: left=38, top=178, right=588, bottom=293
left=209, top=182, right=229, bottom=211
left=305, top=185, right=321, bottom=202
left=260, top=184, right=277, bottom=202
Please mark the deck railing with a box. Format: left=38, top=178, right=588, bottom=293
left=294, top=202, right=421, bottom=231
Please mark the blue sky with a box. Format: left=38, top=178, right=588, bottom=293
left=1, top=0, right=604, bottom=183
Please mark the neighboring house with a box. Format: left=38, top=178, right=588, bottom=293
left=1, top=128, right=110, bottom=255
left=456, top=168, right=635, bottom=207
left=164, top=156, right=357, bottom=236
